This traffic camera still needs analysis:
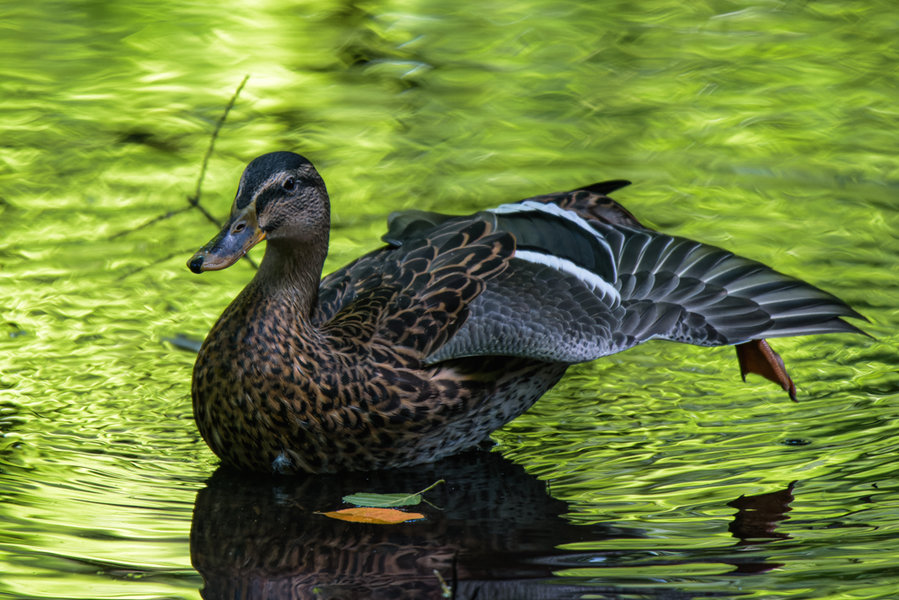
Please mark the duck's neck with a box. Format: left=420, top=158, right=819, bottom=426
left=253, top=236, right=328, bottom=319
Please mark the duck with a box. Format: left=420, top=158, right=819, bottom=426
left=187, top=151, right=865, bottom=474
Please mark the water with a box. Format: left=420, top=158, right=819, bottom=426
left=1, top=0, right=897, bottom=598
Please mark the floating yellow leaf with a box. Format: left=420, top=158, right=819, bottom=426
left=318, top=507, right=425, bottom=524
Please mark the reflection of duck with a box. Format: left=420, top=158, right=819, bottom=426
left=189, top=450, right=637, bottom=599
left=188, top=152, right=864, bottom=474
left=190, top=450, right=797, bottom=598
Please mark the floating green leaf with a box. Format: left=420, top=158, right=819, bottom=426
left=342, top=479, right=445, bottom=508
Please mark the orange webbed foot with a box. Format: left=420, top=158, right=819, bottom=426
left=735, top=339, right=797, bottom=402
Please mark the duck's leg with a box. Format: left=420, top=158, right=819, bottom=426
left=735, top=339, right=797, bottom=402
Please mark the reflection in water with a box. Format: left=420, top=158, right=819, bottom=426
left=191, top=450, right=797, bottom=599
left=725, top=481, right=795, bottom=576
left=191, top=450, right=629, bottom=599
left=729, top=481, right=795, bottom=544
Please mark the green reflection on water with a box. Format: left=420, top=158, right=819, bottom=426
left=1, top=0, right=898, bottom=598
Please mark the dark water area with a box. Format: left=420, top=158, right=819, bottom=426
left=1, top=1, right=898, bottom=598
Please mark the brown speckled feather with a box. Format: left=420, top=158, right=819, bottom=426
left=523, top=180, right=646, bottom=228
left=321, top=220, right=514, bottom=359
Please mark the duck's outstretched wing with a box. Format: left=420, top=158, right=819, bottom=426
left=320, top=181, right=864, bottom=373
left=420, top=188, right=864, bottom=365
left=536, top=181, right=865, bottom=340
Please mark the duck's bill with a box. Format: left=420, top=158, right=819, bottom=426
left=187, top=213, right=265, bottom=273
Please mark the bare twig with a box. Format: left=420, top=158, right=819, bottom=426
left=187, top=74, right=250, bottom=223
left=116, top=75, right=258, bottom=276
left=109, top=206, right=192, bottom=240
left=113, top=74, right=249, bottom=240
left=115, top=248, right=197, bottom=281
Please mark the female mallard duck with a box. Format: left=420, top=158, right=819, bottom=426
left=188, top=152, right=864, bottom=474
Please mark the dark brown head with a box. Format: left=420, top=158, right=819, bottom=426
left=188, top=152, right=330, bottom=273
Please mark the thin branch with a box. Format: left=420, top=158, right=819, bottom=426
left=189, top=74, right=250, bottom=220
left=115, top=75, right=258, bottom=276
left=111, top=74, right=250, bottom=239
left=109, top=206, right=192, bottom=240
left=115, top=248, right=197, bottom=281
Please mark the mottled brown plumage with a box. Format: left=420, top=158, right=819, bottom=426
left=188, top=152, right=864, bottom=474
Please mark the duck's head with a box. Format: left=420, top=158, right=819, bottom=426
left=188, top=151, right=329, bottom=273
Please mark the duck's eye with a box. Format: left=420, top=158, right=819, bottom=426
left=232, top=222, right=246, bottom=234
left=282, top=177, right=296, bottom=191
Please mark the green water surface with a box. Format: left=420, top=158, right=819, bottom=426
left=1, top=1, right=898, bottom=598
